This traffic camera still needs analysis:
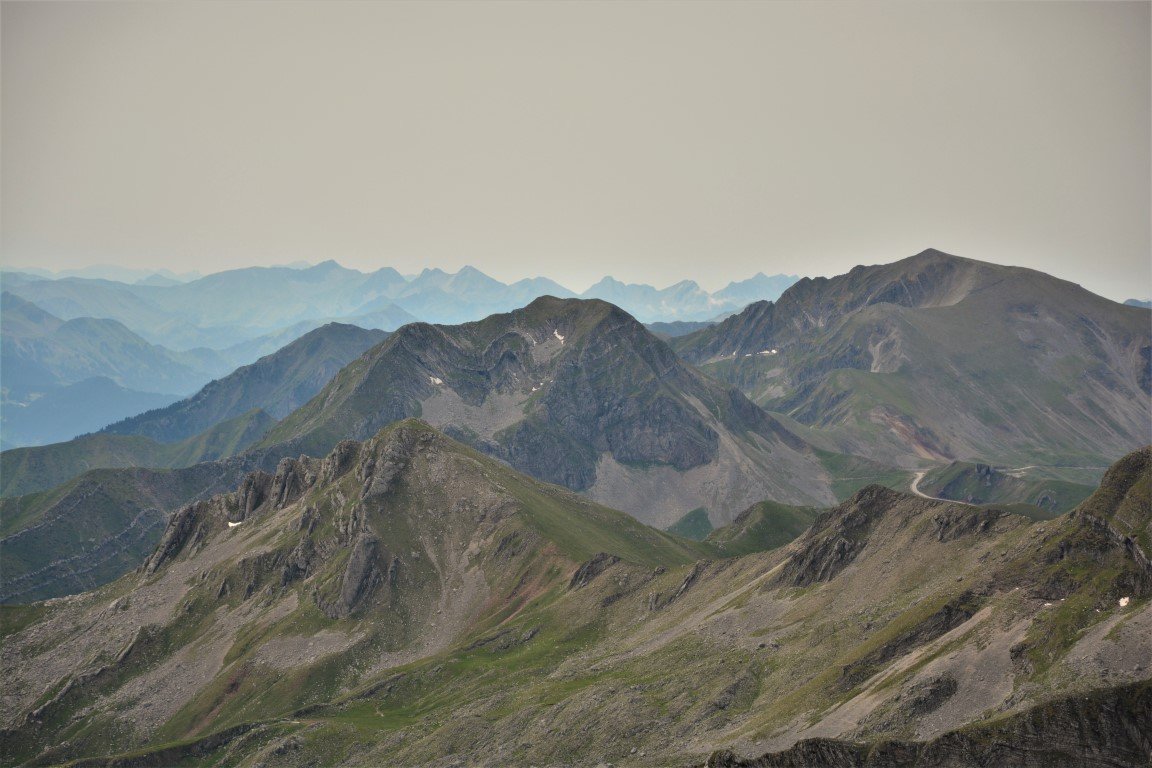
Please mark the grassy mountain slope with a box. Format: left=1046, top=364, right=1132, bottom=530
left=674, top=249, right=1151, bottom=469
left=0, top=458, right=257, bottom=604
left=0, top=409, right=275, bottom=499
left=918, top=461, right=1096, bottom=514
left=705, top=500, right=820, bottom=556
left=1, top=439, right=1147, bottom=767
left=0, top=323, right=382, bottom=499
left=102, top=323, right=387, bottom=443
left=261, top=296, right=837, bottom=526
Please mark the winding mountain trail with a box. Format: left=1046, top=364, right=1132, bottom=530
left=910, top=470, right=947, bottom=501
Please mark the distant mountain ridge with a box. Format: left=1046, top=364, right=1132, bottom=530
left=0, top=377, right=179, bottom=447
left=101, top=323, right=387, bottom=444
left=0, top=292, right=223, bottom=398
left=0, top=323, right=387, bottom=499
left=674, top=249, right=1151, bottom=468
left=2, top=262, right=797, bottom=352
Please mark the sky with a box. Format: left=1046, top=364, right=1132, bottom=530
left=2, top=1, right=1149, bottom=298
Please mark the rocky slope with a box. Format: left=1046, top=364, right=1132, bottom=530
left=0, top=421, right=712, bottom=765
left=705, top=681, right=1151, bottom=767
left=261, top=296, right=837, bottom=526
left=673, top=249, right=1151, bottom=469
left=1, top=437, right=1147, bottom=767
left=0, top=457, right=258, bottom=603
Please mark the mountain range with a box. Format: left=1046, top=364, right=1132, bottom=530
left=673, top=249, right=1150, bottom=469
left=0, top=323, right=387, bottom=499
left=1, top=264, right=795, bottom=447
left=256, top=296, right=838, bottom=527
left=0, top=248, right=1149, bottom=767
left=0, top=297, right=884, bottom=606
left=0, top=292, right=223, bottom=399
left=2, top=262, right=796, bottom=354
left=1, top=422, right=1146, bottom=766
left=4, top=250, right=1147, bottom=608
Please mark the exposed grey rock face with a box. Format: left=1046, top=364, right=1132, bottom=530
left=144, top=502, right=209, bottom=575
left=568, top=553, right=621, bottom=590
left=325, top=534, right=386, bottom=619
left=261, top=296, right=833, bottom=525
left=357, top=424, right=430, bottom=498
left=775, top=485, right=904, bottom=588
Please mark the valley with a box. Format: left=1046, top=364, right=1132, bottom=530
left=0, top=426, right=1147, bottom=767
left=0, top=250, right=1148, bottom=767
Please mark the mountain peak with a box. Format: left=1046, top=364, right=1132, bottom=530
left=910, top=247, right=957, bottom=260
left=260, top=294, right=829, bottom=523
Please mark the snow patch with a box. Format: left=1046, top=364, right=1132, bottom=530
left=1119, top=596, right=1131, bottom=607
left=227, top=521, right=242, bottom=528
left=553, top=329, right=565, bottom=344
left=429, top=376, right=444, bottom=386
left=757, top=349, right=779, bottom=356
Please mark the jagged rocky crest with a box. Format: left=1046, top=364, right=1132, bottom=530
left=3, top=442, right=1150, bottom=768
left=140, top=423, right=440, bottom=619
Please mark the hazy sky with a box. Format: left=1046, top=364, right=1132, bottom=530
left=2, top=1, right=1149, bottom=298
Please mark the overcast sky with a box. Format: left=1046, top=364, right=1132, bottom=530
left=2, top=1, right=1149, bottom=298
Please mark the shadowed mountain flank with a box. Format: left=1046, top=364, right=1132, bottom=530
left=674, top=249, right=1151, bottom=469
left=260, top=297, right=836, bottom=525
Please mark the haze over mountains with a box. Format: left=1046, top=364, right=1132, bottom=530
left=0, top=263, right=796, bottom=447
left=1, top=323, right=388, bottom=499
left=2, top=261, right=796, bottom=352
left=0, top=249, right=1149, bottom=767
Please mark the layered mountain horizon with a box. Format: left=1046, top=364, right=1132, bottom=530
left=1, top=248, right=1149, bottom=767
left=1, top=260, right=798, bottom=348
left=1, top=262, right=799, bottom=448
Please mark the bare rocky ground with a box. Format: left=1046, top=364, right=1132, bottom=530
left=1, top=432, right=1148, bottom=767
